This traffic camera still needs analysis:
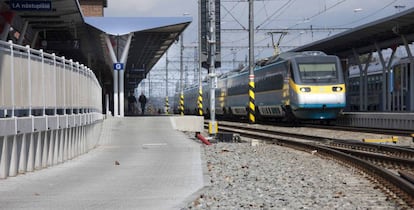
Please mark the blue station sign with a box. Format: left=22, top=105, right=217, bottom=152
left=113, top=63, right=124, bottom=70
left=10, top=1, right=52, bottom=11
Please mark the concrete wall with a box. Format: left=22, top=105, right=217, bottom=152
left=170, top=116, right=204, bottom=133
left=0, top=117, right=102, bottom=179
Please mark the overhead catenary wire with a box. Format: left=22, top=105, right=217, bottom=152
left=146, top=0, right=414, bottom=100
left=255, top=0, right=295, bottom=30
left=328, top=0, right=398, bottom=27
left=287, top=0, right=348, bottom=29
left=222, top=4, right=247, bottom=30
left=221, top=1, right=241, bottom=20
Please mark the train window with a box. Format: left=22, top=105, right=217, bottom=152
left=297, top=63, right=337, bottom=83
left=289, top=63, right=295, bottom=82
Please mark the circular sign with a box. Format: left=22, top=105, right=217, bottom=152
left=113, top=63, right=124, bottom=70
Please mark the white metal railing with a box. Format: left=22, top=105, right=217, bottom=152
left=0, top=40, right=102, bottom=117
left=0, top=40, right=103, bottom=179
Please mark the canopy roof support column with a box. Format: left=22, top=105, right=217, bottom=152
left=119, top=33, right=133, bottom=117
left=387, top=49, right=396, bottom=111
left=104, top=34, right=119, bottom=116
left=376, top=43, right=396, bottom=111
left=17, top=21, right=28, bottom=45
left=353, top=49, right=371, bottom=111
left=31, top=31, right=39, bottom=48
left=104, top=33, right=133, bottom=117
left=401, top=35, right=414, bottom=111
left=1, top=23, right=10, bottom=41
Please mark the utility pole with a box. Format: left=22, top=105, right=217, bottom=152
left=208, top=0, right=218, bottom=134
left=198, top=0, right=204, bottom=117
left=165, top=51, right=169, bottom=114
left=148, top=71, right=151, bottom=99
left=194, top=47, right=198, bottom=84
left=248, top=0, right=255, bottom=124
left=185, top=65, right=189, bottom=86
left=179, top=32, right=184, bottom=115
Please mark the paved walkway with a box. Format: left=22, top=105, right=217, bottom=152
left=0, top=116, right=205, bottom=209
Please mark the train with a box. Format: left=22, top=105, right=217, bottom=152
left=347, top=56, right=412, bottom=112
left=177, top=51, right=346, bottom=121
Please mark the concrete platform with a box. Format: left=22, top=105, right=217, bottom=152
left=0, top=116, right=205, bottom=210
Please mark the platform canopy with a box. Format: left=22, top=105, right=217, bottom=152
left=5, top=0, right=191, bottom=93
left=85, top=16, right=192, bottom=91
left=292, top=7, right=414, bottom=58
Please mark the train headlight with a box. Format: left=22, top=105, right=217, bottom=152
left=332, top=87, right=343, bottom=92
left=300, top=87, right=311, bottom=92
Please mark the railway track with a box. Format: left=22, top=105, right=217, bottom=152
left=304, top=122, right=414, bottom=138
left=221, top=117, right=414, bottom=138
left=205, top=120, right=414, bottom=208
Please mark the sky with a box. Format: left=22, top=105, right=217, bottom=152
left=104, top=0, right=414, bottom=98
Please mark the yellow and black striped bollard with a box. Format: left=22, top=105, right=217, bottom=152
left=165, top=97, right=169, bottom=114
left=198, top=88, right=203, bottom=116
left=180, top=93, right=184, bottom=115
left=248, top=76, right=255, bottom=123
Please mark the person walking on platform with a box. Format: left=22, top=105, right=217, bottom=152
left=138, top=92, right=147, bottom=115
left=127, top=92, right=137, bottom=115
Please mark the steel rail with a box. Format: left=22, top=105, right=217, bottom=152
left=208, top=122, right=414, bottom=208
left=213, top=121, right=414, bottom=159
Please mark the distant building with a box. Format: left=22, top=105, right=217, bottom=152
left=79, top=0, right=107, bottom=17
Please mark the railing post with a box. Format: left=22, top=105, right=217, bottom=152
left=34, top=132, right=42, bottom=170
left=27, top=132, right=35, bottom=172
left=106, top=94, right=110, bottom=117
left=68, top=126, right=72, bottom=159
left=47, top=130, right=54, bottom=166
left=26, top=45, right=32, bottom=116
left=40, top=49, right=45, bottom=115
left=69, top=59, right=73, bottom=115
left=53, top=129, right=59, bottom=165
left=63, top=128, right=68, bottom=161
left=53, top=53, right=57, bottom=115
left=58, top=128, right=64, bottom=163
left=18, top=133, right=27, bottom=174
left=76, top=62, right=80, bottom=114
left=9, top=135, right=18, bottom=176
left=9, top=41, right=14, bottom=118
left=41, top=131, right=48, bottom=168
left=0, top=136, right=9, bottom=178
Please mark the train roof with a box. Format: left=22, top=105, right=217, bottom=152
left=210, top=51, right=332, bottom=81
left=212, top=66, right=249, bottom=80
left=257, top=51, right=328, bottom=67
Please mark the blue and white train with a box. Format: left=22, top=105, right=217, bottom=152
left=180, top=51, right=346, bottom=121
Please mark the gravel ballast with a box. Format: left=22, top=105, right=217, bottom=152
left=183, top=142, right=399, bottom=209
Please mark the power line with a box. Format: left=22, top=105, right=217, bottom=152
left=256, top=0, right=296, bottom=30
left=329, top=0, right=398, bottom=27
left=222, top=27, right=350, bottom=32
left=221, top=0, right=286, bottom=2
left=221, top=3, right=246, bottom=30
left=287, top=0, right=347, bottom=29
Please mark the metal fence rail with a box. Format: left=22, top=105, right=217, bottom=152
left=0, top=40, right=103, bottom=179
left=337, top=112, right=414, bottom=131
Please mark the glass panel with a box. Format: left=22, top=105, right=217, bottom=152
left=298, top=63, right=337, bottom=83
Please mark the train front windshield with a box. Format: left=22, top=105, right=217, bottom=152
left=297, top=63, right=339, bottom=84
